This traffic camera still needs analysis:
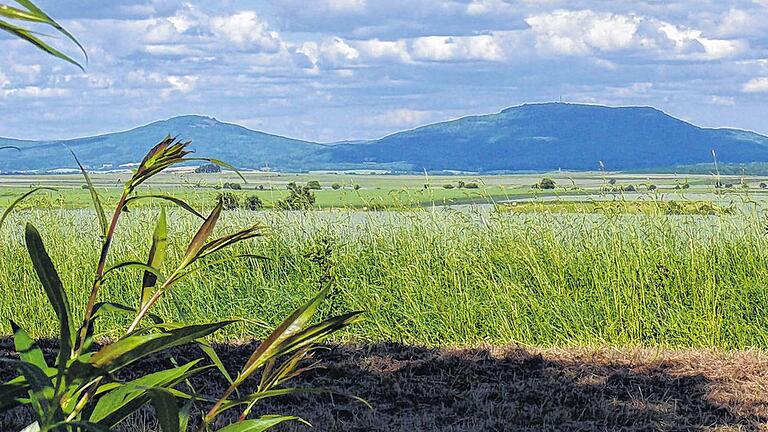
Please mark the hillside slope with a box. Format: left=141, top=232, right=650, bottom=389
left=326, top=103, right=768, bottom=172
left=2, top=104, right=768, bottom=172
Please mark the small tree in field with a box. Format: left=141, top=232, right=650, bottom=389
left=278, top=182, right=316, bottom=210
left=533, top=178, right=556, bottom=190
left=217, top=191, right=240, bottom=210
left=246, top=194, right=263, bottom=210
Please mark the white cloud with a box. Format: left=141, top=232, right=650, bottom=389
left=743, top=77, right=768, bottom=93
left=526, top=10, right=639, bottom=55
left=322, top=37, right=360, bottom=63
left=410, top=35, right=505, bottom=61
left=525, top=10, right=746, bottom=60
left=167, top=75, right=198, bottom=93
left=716, top=8, right=768, bottom=37
left=209, top=11, right=282, bottom=51
left=354, top=39, right=412, bottom=62
left=656, top=22, right=746, bottom=60
left=0, top=73, right=9, bottom=88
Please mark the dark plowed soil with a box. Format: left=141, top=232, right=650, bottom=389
left=3, top=340, right=768, bottom=431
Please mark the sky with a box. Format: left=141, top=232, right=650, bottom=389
left=0, top=0, right=767, bottom=142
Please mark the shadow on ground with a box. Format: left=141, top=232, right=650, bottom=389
left=3, top=340, right=768, bottom=431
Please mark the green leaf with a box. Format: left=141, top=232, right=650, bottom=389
left=124, top=195, right=205, bottom=220
left=198, top=340, right=235, bottom=387
left=148, top=388, right=180, bottom=432
left=92, top=302, right=163, bottom=324
left=90, top=360, right=202, bottom=425
left=0, top=187, right=56, bottom=231
left=143, top=207, right=168, bottom=307
left=179, top=398, right=194, bottom=432
left=0, top=373, right=32, bottom=412
left=101, top=261, right=163, bottom=283
left=90, top=321, right=234, bottom=371
left=179, top=201, right=223, bottom=268
left=186, top=157, right=246, bottom=183
left=10, top=321, right=47, bottom=370
left=69, top=148, right=108, bottom=238
left=240, top=287, right=330, bottom=377
left=12, top=0, right=88, bottom=61
left=0, top=359, right=53, bottom=416
left=0, top=18, right=83, bottom=71
left=215, top=415, right=302, bottom=432
left=24, top=224, right=75, bottom=365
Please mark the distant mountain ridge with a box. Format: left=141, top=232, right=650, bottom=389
left=2, top=103, right=768, bottom=173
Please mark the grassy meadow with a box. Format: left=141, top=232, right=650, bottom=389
left=3, top=171, right=768, bottom=349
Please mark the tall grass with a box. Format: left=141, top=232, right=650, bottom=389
left=4, top=206, right=768, bottom=349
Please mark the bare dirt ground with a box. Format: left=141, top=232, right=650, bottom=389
left=3, top=340, right=768, bottom=431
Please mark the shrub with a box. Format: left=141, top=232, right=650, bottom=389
left=307, top=180, right=322, bottom=190
left=331, top=182, right=342, bottom=190
left=648, top=184, right=657, bottom=191
left=464, top=182, right=480, bottom=189
left=760, top=183, right=767, bottom=189
left=195, top=163, right=221, bottom=173
left=623, top=184, right=636, bottom=192
left=223, top=182, right=242, bottom=190
left=608, top=178, right=617, bottom=185
left=217, top=191, right=240, bottom=210
left=353, top=184, right=361, bottom=190
left=0, top=137, right=360, bottom=431
left=443, top=184, right=455, bottom=189
left=457, top=180, right=466, bottom=189
left=533, top=178, right=556, bottom=190
left=278, top=182, right=316, bottom=210
left=246, top=194, right=263, bottom=210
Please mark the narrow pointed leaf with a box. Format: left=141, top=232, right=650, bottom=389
left=69, top=149, right=107, bottom=238
left=143, top=207, right=168, bottom=306
left=180, top=201, right=222, bottom=267
left=124, top=195, right=205, bottom=219
left=0, top=18, right=83, bottom=70
left=10, top=321, right=47, bottom=370
left=24, top=224, right=75, bottom=362
left=148, top=388, right=180, bottom=432
left=216, top=415, right=301, bottom=432
left=90, top=321, right=234, bottom=371
left=241, top=287, right=330, bottom=375
left=13, top=0, right=88, bottom=61
left=90, top=360, right=201, bottom=424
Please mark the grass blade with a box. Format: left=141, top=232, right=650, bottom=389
left=69, top=148, right=107, bottom=238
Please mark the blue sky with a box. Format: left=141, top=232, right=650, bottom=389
left=1, top=0, right=767, bottom=142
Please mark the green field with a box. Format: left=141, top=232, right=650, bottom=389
left=3, top=197, right=768, bottom=349
left=2, top=170, right=767, bottom=210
